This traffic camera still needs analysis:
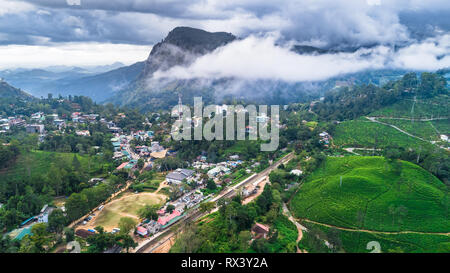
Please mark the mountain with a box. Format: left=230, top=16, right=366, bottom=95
left=109, top=27, right=410, bottom=112
left=0, top=79, right=33, bottom=100
left=0, top=62, right=144, bottom=102
left=35, top=61, right=145, bottom=102
left=139, top=26, right=236, bottom=80
left=110, top=27, right=239, bottom=110
left=291, top=45, right=330, bottom=55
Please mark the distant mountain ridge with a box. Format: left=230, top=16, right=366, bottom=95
left=0, top=62, right=144, bottom=102
left=2, top=26, right=440, bottom=111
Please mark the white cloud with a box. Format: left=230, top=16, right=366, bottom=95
left=393, top=35, right=450, bottom=70
left=66, top=0, right=81, bottom=6
left=11, top=0, right=450, bottom=47
left=0, top=0, right=34, bottom=16
left=0, top=42, right=152, bottom=69
left=153, top=34, right=450, bottom=82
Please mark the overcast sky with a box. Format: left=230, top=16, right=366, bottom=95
left=0, top=0, right=449, bottom=69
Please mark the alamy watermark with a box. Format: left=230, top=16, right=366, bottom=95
left=171, top=97, right=279, bottom=151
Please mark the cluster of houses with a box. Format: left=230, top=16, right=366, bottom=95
left=136, top=190, right=205, bottom=237
left=116, top=160, right=138, bottom=171
left=75, top=130, right=90, bottom=136
left=111, top=128, right=171, bottom=172
left=71, top=112, right=99, bottom=124
left=132, top=130, right=154, bottom=142
left=0, top=116, right=25, bottom=133
left=1, top=110, right=123, bottom=141
left=111, top=134, right=129, bottom=160
left=192, top=155, right=243, bottom=181
left=172, top=190, right=205, bottom=210
left=319, top=131, right=331, bottom=146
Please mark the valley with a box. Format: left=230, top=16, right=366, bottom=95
left=0, top=26, right=448, bottom=255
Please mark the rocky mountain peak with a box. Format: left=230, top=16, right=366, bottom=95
left=140, top=27, right=236, bottom=79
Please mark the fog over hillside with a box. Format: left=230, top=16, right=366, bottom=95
left=0, top=0, right=448, bottom=106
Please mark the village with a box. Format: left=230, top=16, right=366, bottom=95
left=1, top=97, right=296, bottom=253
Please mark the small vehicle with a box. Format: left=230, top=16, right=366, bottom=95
left=111, top=228, right=120, bottom=234
left=98, top=205, right=104, bottom=211
left=82, top=221, right=87, bottom=225
left=88, top=229, right=96, bottom=233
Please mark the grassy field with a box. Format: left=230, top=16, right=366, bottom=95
left=333, top=120, right=430, bottom=149
left=1, top=150, right=110, bottom=183
left=134, top=172, right=166, bottom=192
left=377, top=118, right=440, bottom=141
left=85, top=192, right=166, bottom=231
left=290, top=156, right=449, bottom=233
left=431, top=119, right=450, bottom=135
left=371, top=96, right=450, bottom=119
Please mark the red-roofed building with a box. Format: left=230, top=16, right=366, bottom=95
left=136, top=226, right=148, bottom=236
left=157, top=210, right=181, bottom=226
left=116, top=162, right=129, bottom=170
left=157, top=209, right=165, bottom=216
left=251, top=223, right=270, bottom=238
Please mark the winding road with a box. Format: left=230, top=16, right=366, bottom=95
left=299, top=218, right=450, bottom=236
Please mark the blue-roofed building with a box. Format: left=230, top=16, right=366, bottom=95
left=20, top=216, right=36, bottom=227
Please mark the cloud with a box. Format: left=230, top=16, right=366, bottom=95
left=0, top=0, right=34, bottom=16
left=392, top=35, right=450, bottom=70
left=66, top=0, right=81, bottom=6
left=0, top=42, right=152, bottom=69
left=4, top=0, right=450, bottom=48
left=0, top=0, right=448, bottom=69
left=153, top=34, right=450, bottom=82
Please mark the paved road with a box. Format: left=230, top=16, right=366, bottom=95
left=366, top=117, right=429, bottom=142
left=134, top=152, right=295, bottom=253
left=300, top=218, right=450, bottom=236
left=343, top=147, right=382, bottom=155
left=367, top=116, right=448, bottom=121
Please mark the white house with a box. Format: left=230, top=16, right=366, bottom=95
left=37, top=204, right=53, bottom=223
left=26, top=124, right=45, bottom=134
left=290, top=169, right=303, bottom=176
left=207, top=166, right=231, bottom=178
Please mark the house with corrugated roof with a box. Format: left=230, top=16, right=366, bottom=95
left=166, top=169, right=194, bottom=184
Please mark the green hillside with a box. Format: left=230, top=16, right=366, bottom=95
left=333, top=120, right=431, bottom=149
left=299, top=221, right=450, bottom=253
left=291, top=156, right=449, bottom=233
left=1, top=150, right=110, bottom=184
left=371, top=95, right=449, bottom=119
left=0, top=80, right=33, bottom=100
left=333, top=95, right=449, bottom=149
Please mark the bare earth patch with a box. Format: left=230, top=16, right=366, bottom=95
left=81, top=192, right=167, bottom=232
